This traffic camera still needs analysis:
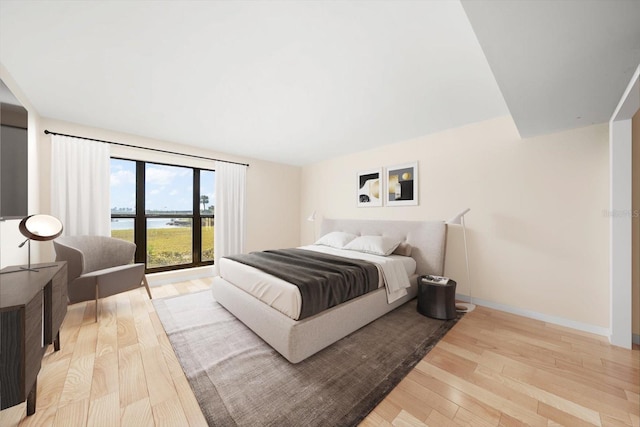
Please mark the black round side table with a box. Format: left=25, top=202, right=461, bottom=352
left=417, top=276, right=457, bottom=320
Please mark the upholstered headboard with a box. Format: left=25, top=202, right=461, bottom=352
left=320, top=218, right=447, bottom=277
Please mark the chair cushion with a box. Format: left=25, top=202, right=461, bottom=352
left=67, top=263, right=145, bottom=303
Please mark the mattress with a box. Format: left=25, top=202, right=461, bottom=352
left=218, top=245, right=417, bottom=320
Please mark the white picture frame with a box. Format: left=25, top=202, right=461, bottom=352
left=357, top=168, right=383, bottom=207
left=386, top=162, right=418, bottom=206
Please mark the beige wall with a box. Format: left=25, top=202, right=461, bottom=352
left=301, top=116, right=610, bottom=330
left=633, top=110, right=640, bottom=337
left=1, top=61, right=615, bottom=332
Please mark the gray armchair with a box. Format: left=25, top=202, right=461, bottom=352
left=53, top=236, right=152, bottom=321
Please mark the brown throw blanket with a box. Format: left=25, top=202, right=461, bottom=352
left=225, top=248, right=379, bottom=320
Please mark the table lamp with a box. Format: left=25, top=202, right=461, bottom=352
left=17, top=214, right=63, bottom=272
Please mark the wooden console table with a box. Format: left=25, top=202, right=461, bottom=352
left=0, top=262, right=68, bottom=415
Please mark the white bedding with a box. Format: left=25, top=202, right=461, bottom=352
left=218, top=246, right=416, bottom=320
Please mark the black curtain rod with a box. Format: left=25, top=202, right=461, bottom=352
left=43, top=130, right=250, bottom=167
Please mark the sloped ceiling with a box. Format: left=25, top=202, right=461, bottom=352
left=0, top=0, right=638, bottom=165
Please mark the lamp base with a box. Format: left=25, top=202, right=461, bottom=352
left=455, top=303, right=476, bottom=313
left=0, top=264, right=59, bottom=274
left=21, top=264, right=59, bottom=273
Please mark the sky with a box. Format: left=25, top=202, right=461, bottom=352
left=110, top=159, right=215, bottom=213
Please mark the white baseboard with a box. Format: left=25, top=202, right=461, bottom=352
left=144, top=273, right=627, bottom=342
left=633, top=334, right=640, bottom=345
left=147, top=266, right=214, bottom=287
left=455, top=294, right=610, bottom=338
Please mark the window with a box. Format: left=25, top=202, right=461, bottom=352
left=110, top=158, right=136, bottom=243
left=110, top=158, right=215, bottom=273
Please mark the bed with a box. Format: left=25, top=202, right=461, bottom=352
left=211, top=218, right=447, bottom=363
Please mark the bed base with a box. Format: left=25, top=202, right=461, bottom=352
left=212, top=276, right=418, bottom=363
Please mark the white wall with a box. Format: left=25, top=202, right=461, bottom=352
left=301, top=116, right=610, bottom=332
left=632, top=109, right=639, bottom=338
left=0, top=64, right=46, bottom=268
left=38, top=118, right=302, bottom=261
left=0, top=76, right=301, bottom=269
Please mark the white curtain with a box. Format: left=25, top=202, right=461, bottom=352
left=51, top=135, right=111, bottom=236
left=214, top=161, right=247, bottom=272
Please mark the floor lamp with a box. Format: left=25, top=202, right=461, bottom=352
left=1, top=214, right=64, bottom=274
left=447, top=208, right=476, bottom=313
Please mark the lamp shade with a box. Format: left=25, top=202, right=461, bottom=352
left=307, top=210, right=317, bottom=222
left=446, top=208, right=470, bottom=225
left=19, top=215, right=63, bottom=241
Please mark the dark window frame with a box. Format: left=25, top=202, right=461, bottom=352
left=110, top=157, right=215, bottom=274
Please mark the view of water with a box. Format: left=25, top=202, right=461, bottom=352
left=110, top=218, right=184, bottom=230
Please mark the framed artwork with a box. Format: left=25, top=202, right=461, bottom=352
left=386, top=162, right=418, bottom=206
left=357, top=168, right=383, bottom=207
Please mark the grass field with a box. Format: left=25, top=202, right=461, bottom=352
left=111, top=226, right=214, bottom=268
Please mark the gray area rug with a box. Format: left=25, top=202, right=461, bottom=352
left=154, top=290, right=460, bottom=427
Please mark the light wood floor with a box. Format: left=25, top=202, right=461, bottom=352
left=1, top=279, right=638, bottom=427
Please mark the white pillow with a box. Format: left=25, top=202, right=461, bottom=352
left=314, top=231, right=358, bottom=249
left=392, top=242, right=412, bottom=257
left=343, top=235, right=402, bottom=256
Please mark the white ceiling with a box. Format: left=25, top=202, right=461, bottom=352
left=0, top=1, right=638, bottom=166
left=462, top=0, right=640, bottom=138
